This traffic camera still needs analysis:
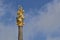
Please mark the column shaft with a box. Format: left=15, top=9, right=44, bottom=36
left=18, top=26, right=23, bottom=40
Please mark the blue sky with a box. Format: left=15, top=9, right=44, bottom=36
left=0, top=0, right=60, bottom=40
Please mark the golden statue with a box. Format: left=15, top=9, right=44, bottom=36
left=16, top=6, right=24, bottom=27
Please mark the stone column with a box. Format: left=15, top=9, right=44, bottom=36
left=18, top=26, right=23, bottom=40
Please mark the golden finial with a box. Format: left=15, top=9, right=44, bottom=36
left=16, top=5, right=24, bottom=27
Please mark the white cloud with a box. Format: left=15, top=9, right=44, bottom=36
left=24, top=0, right=60, bottom=40
left=0, top=0, right=17, bottom=40
left=0, top=23, right=18, bottom=40
left=47, top=36, right=60, bottom=40
left=0, top=0, right=16, bottom=17
left=0, top=0, right=60, bottom=40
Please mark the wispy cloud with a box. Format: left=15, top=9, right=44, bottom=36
left=0, top=0, right=17, bottom=25
left=0, top=0, right=17, bottom=40
left=0, top=22, right=18, bottom=40
left=0, top=0, right=60, bottom=40
left=24, top=0, right=60, bottom=40
left=0, top=0, right=6, bottom=16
